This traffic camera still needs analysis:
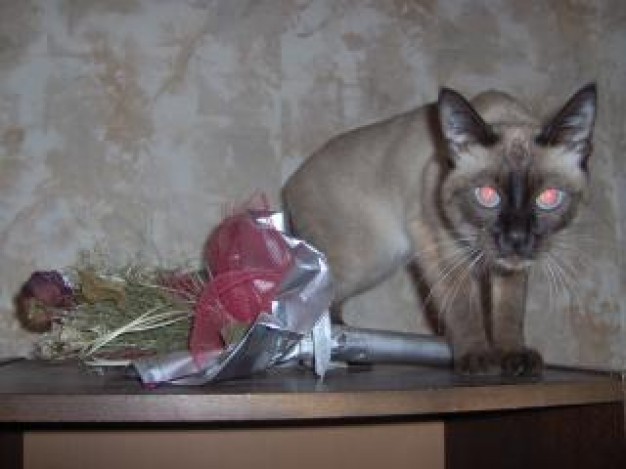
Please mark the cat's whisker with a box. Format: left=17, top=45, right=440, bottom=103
left=547, top=242, right=593, bottom=271
left=422, top=245, right=477, bottom=308
left=536, top=254, right=569, bottom=320
left=555, top=255, right=589, bottom=315
left=541, top=256, right=568, bottom=316
left=552, top=232, right=609, bottom=250
left=545, top=252, right=586, bottom=317
left=417, top=242, right=480, bottom=334
left=412, top=236, right=479, bottom=260
left=422, top=259, right=467, bottom=308
left=439, top=255, right=481, bottom=333
left=423, top=261, right=468, bottom=313
left=539, top=258, right=558, bottom=317
left=552, top=230, right=616, bottom=256
left=438, top=248, right=482, bottom=326
left=545, top=253, right=571, bottom=294
left=555, top=240, right=617, bottom=267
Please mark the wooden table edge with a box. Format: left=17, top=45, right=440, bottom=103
left=0, top=379, right=622, bottom=423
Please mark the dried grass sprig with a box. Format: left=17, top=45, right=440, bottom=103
left=81, top=307, right=192, bottom=359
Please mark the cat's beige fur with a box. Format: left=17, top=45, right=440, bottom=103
left=283, top=85, right=596, bottom=375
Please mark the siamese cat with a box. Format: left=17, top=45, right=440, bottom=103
left=283, top=84, right=597, bottom=376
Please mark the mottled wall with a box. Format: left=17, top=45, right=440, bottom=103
left=0, top=0, right=624, bottom=369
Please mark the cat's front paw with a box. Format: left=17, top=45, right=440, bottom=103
left=497, top=347, right=543, bottom=377
left=454, top=349, right=498, bottom=376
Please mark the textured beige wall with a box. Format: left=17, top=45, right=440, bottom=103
left=0, top=0, right=623, bottom=369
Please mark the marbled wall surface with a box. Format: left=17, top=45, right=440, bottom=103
left=0, top=0, right=624, bottom=369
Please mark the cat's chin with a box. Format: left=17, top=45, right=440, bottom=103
left=493, top=257, right=533, bottom=272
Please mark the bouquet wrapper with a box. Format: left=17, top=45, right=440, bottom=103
left=133, top=211, right=334, bottom=385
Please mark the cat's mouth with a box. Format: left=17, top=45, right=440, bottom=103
left=494, top=256, right=534, bottom=272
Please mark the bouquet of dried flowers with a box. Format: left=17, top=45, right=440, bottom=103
left=17, top=264, right=201, bottom=366
left=15, top=196, right=296, bottom=369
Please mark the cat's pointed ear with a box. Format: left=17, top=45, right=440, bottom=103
left=536, top=83, right=597, bottom=150
left=438, top=87, right=498, bottom=150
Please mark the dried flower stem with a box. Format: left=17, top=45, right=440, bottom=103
left=81, top=307, right=192, bottom=358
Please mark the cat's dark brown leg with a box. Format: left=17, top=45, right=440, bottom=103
left=408, top=223, right=496, bottom=375
left=491, top=270, right=543, bottom=376
left=423, top=270, right=496, bottom=376
left=444, top=284, right=497, bottom=376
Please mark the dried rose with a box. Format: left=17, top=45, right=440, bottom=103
left=20, top=271, right=74, bottom=306
left=15, top=270, right=75, bottom=333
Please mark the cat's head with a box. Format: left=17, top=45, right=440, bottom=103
left=437, top=84, right=597, bottom=272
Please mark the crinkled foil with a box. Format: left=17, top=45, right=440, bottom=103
left=133, top=211, right=334, bottom=385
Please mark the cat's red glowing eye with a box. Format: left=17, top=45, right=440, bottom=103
left=536, top=188, right=564, bottom=210
left=474, top=186, right=500, bottom=208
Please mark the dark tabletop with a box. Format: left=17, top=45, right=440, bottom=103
left=0, top=359, right=621, bottom=423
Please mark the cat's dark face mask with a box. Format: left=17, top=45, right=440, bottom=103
left=437, top=84, right=597, bottom=272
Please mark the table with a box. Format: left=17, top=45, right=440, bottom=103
left=0, top=360, right=623, bottom=468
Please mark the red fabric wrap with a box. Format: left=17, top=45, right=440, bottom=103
left=189, top=203, right=293, bottom=365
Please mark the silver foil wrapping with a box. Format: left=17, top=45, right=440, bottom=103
left=133, top=211, right=334, bottom=385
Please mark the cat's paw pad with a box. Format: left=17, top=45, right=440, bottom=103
left=454, top=350, right=498, bottom=376
left=498, top=348, right=543, bottom=377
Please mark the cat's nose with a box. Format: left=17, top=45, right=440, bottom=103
left=495, top=227, right=533, bottom=257
left=507, top=229, right=533, bottom=256
left=508, top=229, right=525, bottom=246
